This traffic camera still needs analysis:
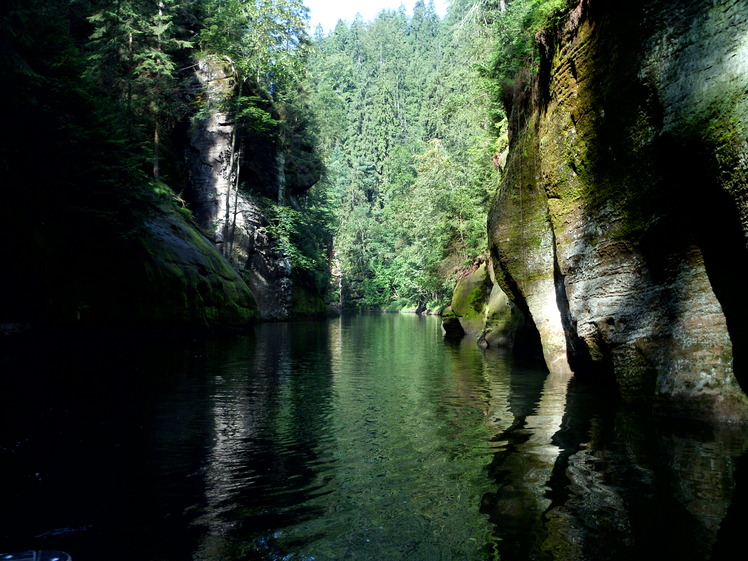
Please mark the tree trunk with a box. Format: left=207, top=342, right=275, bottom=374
left=223, top=62, right=242, bottom=259
left=227, top=143, right=243, bottom=259
left=153, top=118, right=160, bottom=179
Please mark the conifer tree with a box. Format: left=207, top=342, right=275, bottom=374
left=85, top=0, right=191, bottom=179
left=308, top=1, right=503, bottom=310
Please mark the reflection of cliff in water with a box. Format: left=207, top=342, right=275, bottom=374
left=193, top=323, right=336, bottom=560
left=479, top=359, right=570, bottom=561
left=481, top=370, right=748, bottom=561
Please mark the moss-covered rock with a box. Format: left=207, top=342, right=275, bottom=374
left=442, top=263, right=493, bottom=341
left=134, top=210, right=258, bottom=327
left=450, top=263, right=493, bottom=318
left=442, top=261, right=530, bottom=351
left=481, top=283, right=525, bottom=349
left=1, top=201, right=257, bottom=331
left=489, top=0, right=748, bottom=422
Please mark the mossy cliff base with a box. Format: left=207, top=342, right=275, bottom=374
left=488, top=0, right=748, bottom=422
left=442, top=260, right=536, bottom=352
left=1, top=203, right=257, bottom=331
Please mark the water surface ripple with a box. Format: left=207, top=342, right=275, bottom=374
left=1, top=314, right=746, bottom=561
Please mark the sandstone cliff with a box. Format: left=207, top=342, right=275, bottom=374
left=486, top=0, right=748, bottom=423
left=184, top=57, right=326, bottom=320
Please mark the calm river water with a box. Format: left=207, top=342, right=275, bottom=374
left=1, top=314, right=746, bottom=560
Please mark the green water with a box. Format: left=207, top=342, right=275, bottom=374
left=2, top=314, right=746, bottom=561
left=194, top=314, right=510, bottom=560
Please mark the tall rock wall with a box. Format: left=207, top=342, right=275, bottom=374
left=489, top=0, right=748, bottom=422
left=184, top=57, right=315, bottom=320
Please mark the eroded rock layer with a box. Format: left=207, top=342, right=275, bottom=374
left=488, top=0, right=748, bottom=422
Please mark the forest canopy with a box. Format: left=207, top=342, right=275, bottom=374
left=307, top=0, right=511, bottom=310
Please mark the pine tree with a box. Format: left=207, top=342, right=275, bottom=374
left=308, top=0, right=503, bottom=310
left=86, top=0, right=192, bottom=179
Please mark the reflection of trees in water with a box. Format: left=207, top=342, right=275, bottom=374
left=193, top=324, right=335, bottom=560
left=482, top=368, right=748, bottom=561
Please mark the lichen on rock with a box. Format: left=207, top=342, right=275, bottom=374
left=487, top=0, right=748, bottom=423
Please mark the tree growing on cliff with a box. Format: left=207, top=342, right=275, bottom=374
left=85, top=0, right=193, bottom=179
left=198, top=0, right=329, bottom=284
left=199, top=0, right=311, bottom=90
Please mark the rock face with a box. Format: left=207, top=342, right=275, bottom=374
left=442, top=260, right=533, bottom=351
left=184, top=57, right=323, bottom=320
left=135, top=209, right=258, bottom=327
left=1, top=202, right=257, bottom=331
left=488, top=0, right=748, bottom=422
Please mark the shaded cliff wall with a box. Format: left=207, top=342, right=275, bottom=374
left=1, top=200, right=257, bottom=332
left=0, top=6, right=258, bottom=333
left=184, top=57, right=325, bottom=320
left=134, top=209, right=258, bottom=327
left=488, top=0, right=748, bottom=422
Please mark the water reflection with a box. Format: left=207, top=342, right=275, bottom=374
left=481, top=365, right=748, bottom=561
left=1, top=318, right=746, bottom=561
left=272, top=315, right=498, bottom=561
left=479, top=355, right=570, bottom=561
left=193, top=322, right=336, bottom=560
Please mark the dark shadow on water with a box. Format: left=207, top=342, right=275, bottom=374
left=482, top=364, right=748, bottom=561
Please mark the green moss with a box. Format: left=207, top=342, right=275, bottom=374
left=450, top=264, right=492, bottom=318
left=291, top=284, right=326, bottom=316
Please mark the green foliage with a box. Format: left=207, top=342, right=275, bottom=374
left=84, top=0, right=195, bottom=178
left=307, top=1, right=501, bottom=310
left=2, top=0, right=573, bottom=322
left=3, top=0, right=327, bottom=322
left=259, top=189, right=334, bottom=293
left=1, top=0, right=200, bottom=324
left=199, top=0, right=311, bottom=92
left=236, top=95, right=279, bottom=132
left=261, top=200, right=314, bottom=270
left=487, top=0, right=570, bottom=89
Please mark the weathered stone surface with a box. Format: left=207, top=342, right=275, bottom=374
left=183, top=56, right=326, bottom=320
left=489, top=0, right=748, bottom=422
left=443, top=260, right=533, bottom=351
left=489, top=131, right=573, bottom=373
left=449, top=262, right=493, bottom=318
left=136, top=209, right=258, bottom=327
left=184, top=56, right=294, bottom=319
left=183, top=57, right=236, bottom=229
left=481, top=282, right=526, bottom=349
